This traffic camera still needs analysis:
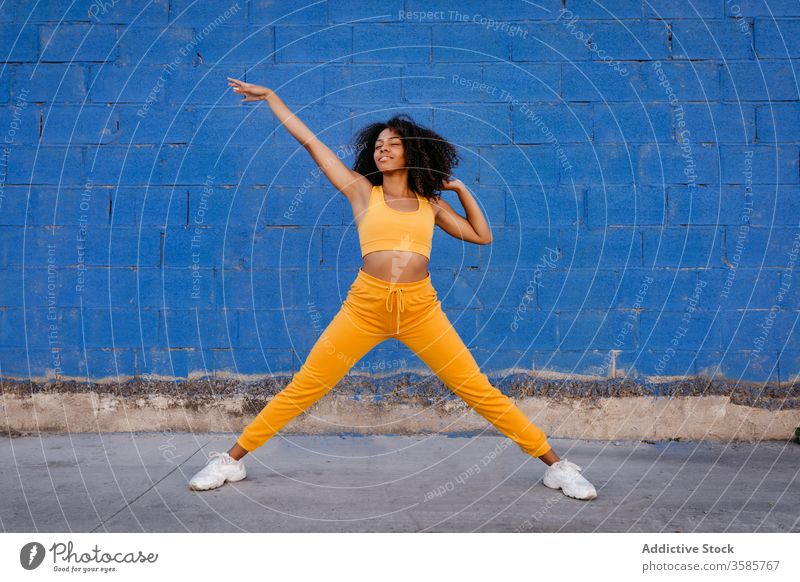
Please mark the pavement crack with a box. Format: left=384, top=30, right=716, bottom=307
left=89, top=441, right=211, bottom=532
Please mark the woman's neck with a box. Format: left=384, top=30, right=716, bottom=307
left=381, top=173, right=414, bottom=198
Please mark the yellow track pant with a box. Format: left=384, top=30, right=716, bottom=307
left=236, top=267, right=552, bottom=458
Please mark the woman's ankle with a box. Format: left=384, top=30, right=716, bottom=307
left=228, top=442, right=249, bottom=461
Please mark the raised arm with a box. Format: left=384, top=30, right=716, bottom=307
left=227, top=77, right=371, bottom=201
left=431, top=179, right=493, bottom=245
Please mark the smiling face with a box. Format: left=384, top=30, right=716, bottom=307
left=373, top=127, right=405, bottom=172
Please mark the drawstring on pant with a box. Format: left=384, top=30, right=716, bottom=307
left=385, top=287, right=405, bottom=334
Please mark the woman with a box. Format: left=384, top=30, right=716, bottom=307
left=188, top=77, right=597, bottom=501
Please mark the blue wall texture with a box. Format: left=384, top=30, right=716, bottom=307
left=0, top=0, right=798, bottom=384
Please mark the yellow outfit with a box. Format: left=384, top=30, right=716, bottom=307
left=236, top=184, right=552, bottom=458
left=357, top=184, right=435, bottom=259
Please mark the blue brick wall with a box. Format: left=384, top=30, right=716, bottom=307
left=1, top=0, right=799, bottom=385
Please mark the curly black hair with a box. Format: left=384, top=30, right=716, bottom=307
left=351, top=113, right=461, bottom=201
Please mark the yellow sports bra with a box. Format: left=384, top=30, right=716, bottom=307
left=357, top=184, right=435, bottom=259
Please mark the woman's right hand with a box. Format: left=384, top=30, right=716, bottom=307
left=227, top=77, right=272, bottom=102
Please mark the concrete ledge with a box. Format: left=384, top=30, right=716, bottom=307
left=2, top=376, right=798, bottom=441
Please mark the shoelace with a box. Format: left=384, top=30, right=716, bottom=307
left=385, top=287, right=405, bottom=334
left=557, top=459, right=582, bottom=473
left=208, top=451, right=233, bottom=464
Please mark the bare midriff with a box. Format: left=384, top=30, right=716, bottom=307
left=361, top=250, right=430, bottom=283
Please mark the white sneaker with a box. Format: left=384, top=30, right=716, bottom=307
left=189, top=451, right=246, bottom=491
left=543, top=458, right=597, bottom=500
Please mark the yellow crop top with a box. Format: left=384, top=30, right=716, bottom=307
left=357, top=184, right=435, bottom=259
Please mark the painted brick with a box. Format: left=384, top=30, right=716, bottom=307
left=779, top=351, right=800, bottom=383
left=640, top=61, right=722, bottom=101
left=666, top=184, right=740, bottom=226
left=474, top=226, right=558, bottom=268
left=587, top=185, right=666, bottom=227
left=642, top=226, right=725, bottom=267
left=239, top=144, right=319, bottom=187
left=116, top=104, right=195, bottom=143
left=756, top=103, right=800, bottom=142
left=730, top=0, right=800, bottom=17
left=432, top=23, right=510, bottom=62
left=511, top=23, right=592, bottom=62
left=536, top=269, right=620, bottom=309
left=720, top=145, right=799, bottom=184
left=249, top=0, right=326, bottom=25
left=723, top=310, right=800, bottom=351
left=0, top=101, right=39, bottom=144
left=671, top=20, right=755, bottom=60
left=138, top=348, right=213, bottom=378
left=566, top=0, right=643, bottom=18
left=433, top=228, right=481, bottom=267
left=212, top=348, right=295, bottom=376
left=638, top=143, right=720, bottom=185
left=623, top=349, right=698, bottom=378
left=39, top=23, right=118, bottom=62
left=640, top=310, right=723, bottom=350
left=87, top=64, right=168, bottom=104
left=483, top=63, right=560, bottom=103
left=723, top=62, right=800, bottom=101
left=479, top=145, right=558, bottom=185
left=326, top=0, right=405, bottom=24
left=14, top=0, right=93, bottom=22
left=159, top=308, right=233, bottom=348
left=646, top=0, right=724, bottom=19
left=586, top=21, right=670, bottom=60
left=561, top=144, right=638, bottom=184
left=613, top=269, right=700, bottom=310
left=41, top=104, right=119, bottom=144
left=506, top=185, right=586, bottom=227
left=513, top=103, right=591, bottom=144
left=674, top=103, right=755, bottom=144
left=276, top=25, right=351, bottom=63
left=191, top=104, right=276, bottom=145
left=562, top=62, right=638, bottom=101
left=323, top=64, right=403, bottom=105
left=558, top=226, right=642, bottom=268
left=12, top=64, right=87, bottom=102
left=593, top=102, right=673, bottom=143
left=353, top=23, right=430, bottom=63
left=169, top=0, right=248, bottom=26
left=402, top=64, right=476, bottom=103
left=116, top=26, right=196, bottom=65
left=7, top=146, right=85, bottom=184
left=0, top=22, right=38, bottom=61
left=477, top=309, right=558, bottom=350
left=274, top=104, right=351, bottom=145
left=725, top=227, right=800, bottom=267
left=111, top=186, right=187, bottom=227
left=165, top=65, right=248, bottom=105
left=82, top=307, right=159, bottom=348
left=434, top=103, right=511, bottom=146
left=195, top=26, right=274, bottom=66
left=702, top=268, right=783, bottom=310
left=82, top=0, right=170, bottom=25
left=404, top=0, right=562, bottom=21
left=559, top=310, right=638, bottom=350
left=741, top=186, right=800, bottom=225
left=160, top=145, right=240, bottom=185
left=247, top=63, right=328, bottom=107
left=1, top=186, right=110, bottom=226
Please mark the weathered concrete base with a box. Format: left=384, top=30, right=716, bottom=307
left=2, top=376, right=799, bottom=441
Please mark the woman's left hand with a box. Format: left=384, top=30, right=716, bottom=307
left=439, top=178, right=464, bottom=192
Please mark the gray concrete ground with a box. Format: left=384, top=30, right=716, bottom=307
left=1, top=432, right=798, bottom=533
